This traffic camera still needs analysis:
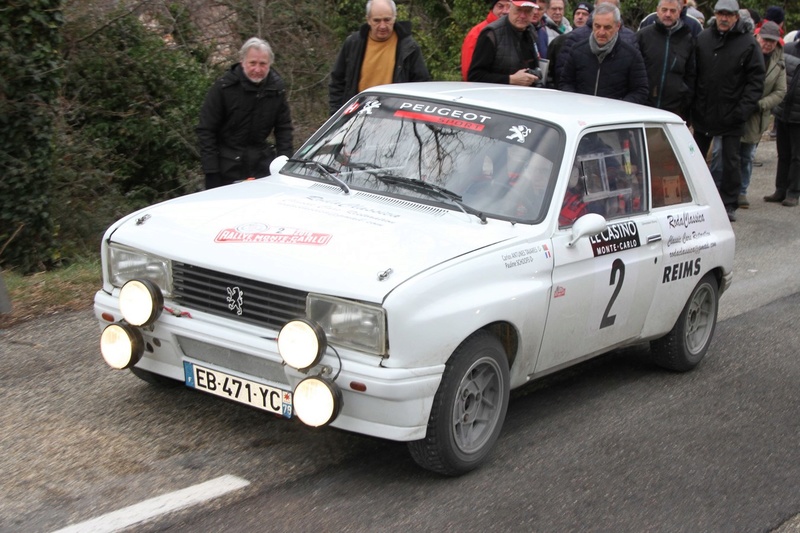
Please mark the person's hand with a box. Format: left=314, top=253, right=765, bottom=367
left=509, top=69, right=538, bottom=86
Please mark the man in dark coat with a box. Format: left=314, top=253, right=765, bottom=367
left=558, top=3, right=649, bottom=103
left=328, top=0, right=430, bottom=115
left=765, top=44, right=800, bottom=206
left=692, top=0, right=765, bottom=221
left=196, top=38, right=293, bottom=189
left=636, top=0, right=696, bottom=120
left=468, top=0, right=545, bottom=85
left=554, top=0, right=639, bottom=83
left=638, top=0, right=704, bottom=38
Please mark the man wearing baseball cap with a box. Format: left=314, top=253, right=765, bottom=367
left=692, top=0, right=765, bottom=221
left=467, top=0, right=545, bottom=86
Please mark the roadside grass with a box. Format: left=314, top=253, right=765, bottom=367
left=0, top=259, right=101, bottom=329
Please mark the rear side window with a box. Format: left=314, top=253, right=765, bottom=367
left=646, top=127, right=693, bottom=207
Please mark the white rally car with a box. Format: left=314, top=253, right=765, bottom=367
left=95, top=83, right=734, bottom=475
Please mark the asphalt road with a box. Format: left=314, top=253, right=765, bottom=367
left=1, top=139, right=798, bottom=533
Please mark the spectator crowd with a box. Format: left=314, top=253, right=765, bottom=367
left=197, top=0, right=800, bottom=219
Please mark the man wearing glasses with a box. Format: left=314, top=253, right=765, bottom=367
left=691, top=0, right=765, bottom=222
left=329, top=0, right=430, bottom=115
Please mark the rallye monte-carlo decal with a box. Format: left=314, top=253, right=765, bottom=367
left=215, top=223, right=332, bottom=245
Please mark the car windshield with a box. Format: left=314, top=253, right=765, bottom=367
left=287, top=94, right=564, bottom=223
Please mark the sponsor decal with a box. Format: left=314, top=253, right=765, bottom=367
left=668, top=241, right=716, bottom=258
left=359, top=100, right=381, bottom=115
left=662, top=257, right=701, bottom=283
left=589, top=221, right=641, bottom=257
left=343, top=101, right=360, bottom=114
left=215, top=223, right=332, bottom=245
left=502, top=244, right=551, bottom=269
left=667, top=211, right=705, bottom=228
left=395, top=102, right=492, bottom=131
left=506, top=125, right=531, bottom=143
left=666, top=230, right=712, bottom=248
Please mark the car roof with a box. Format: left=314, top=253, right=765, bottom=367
left=367, top=82, right=684, bottom=134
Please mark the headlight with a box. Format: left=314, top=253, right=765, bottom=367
left=108, top=244, right=171, bottom=296
left=119, top=279, right=163, bottom=327
left=278, top=319, right=327, bottom=370
left=293, top=377, right=342, bottom=427
left=100, top=323, right=144, bottom=369
left=307, top=295, right=386, bottom=356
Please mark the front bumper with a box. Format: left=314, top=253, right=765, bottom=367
left=94, top=290, right=443, bottom=441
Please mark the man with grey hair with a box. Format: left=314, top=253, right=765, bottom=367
left=197, top=37, right=294, bottom=189
left=692, top=0, right=764, bottom=221
left=328, top=0, right=430, bottom=115
left=636, top=0, right=696, bottom=119
left=559, top=3, right=648, bottom=103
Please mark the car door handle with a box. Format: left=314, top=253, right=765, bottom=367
left=647, top=234, right=662, bottom=243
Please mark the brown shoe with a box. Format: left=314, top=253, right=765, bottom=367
left=782, top=197, right=799, bottom=207
left=738, top=194, right=749, bottom=208
left=764, top=192, right=785, bottom=202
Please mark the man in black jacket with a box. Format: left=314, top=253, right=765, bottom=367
left=196, top=38, right=293, bottom=189
left=468, top=0, right=545, bottom=86
left=559, top=3, right=649, bottom=103
left=328, top=0, right=430, bottom=115
left=637, top=0, right=696, bottom=120
left=692, top=0, right=765, bottom=221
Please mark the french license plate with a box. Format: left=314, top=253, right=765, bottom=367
left=183, top=361, right=292, bottom=418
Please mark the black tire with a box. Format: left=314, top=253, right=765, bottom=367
left=130, top=366, right=183, bottom=387
left=650, top=273, right=719, bottom=372
left=408, top=331, right=510, bottom=476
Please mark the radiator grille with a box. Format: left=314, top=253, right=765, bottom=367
left=172, top=262, right=308, bottom=330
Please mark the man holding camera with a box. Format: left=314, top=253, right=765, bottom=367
left=467, top=0, right=545, bottom=86
left=558, top=2, right=648, bottom=104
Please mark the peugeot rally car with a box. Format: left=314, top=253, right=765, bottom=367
left=94, top=82, right=735, bottom=475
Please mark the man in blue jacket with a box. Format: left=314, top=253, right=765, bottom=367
left=559, top=3, right=649, bottom=104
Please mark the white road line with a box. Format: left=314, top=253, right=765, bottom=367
left=52, top=475, right=250, bottom=533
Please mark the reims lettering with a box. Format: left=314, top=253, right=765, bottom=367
left=662, top=257, right=701, bottom=283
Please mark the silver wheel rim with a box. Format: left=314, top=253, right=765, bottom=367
left=451, top=356, right=504, bottom=454
left=685, top=283, right=716, bottom=354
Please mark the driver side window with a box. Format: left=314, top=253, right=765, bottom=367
left=559, top=128, right=646, bottom=228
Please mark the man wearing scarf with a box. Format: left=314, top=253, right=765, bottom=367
left=637, top=0, right=696, bottom=120
left=558, top=2, right=648, bottom=103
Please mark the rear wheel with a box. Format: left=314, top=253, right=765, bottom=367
left=408, top=331, right=510, bottom=476
left=650, top=273, right=719, bottom=372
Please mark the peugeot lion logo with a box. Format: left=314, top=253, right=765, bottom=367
left=226, top=286, right=244, bottom=315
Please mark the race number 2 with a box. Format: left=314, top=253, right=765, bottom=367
left=600, top=258, right=625, bottom=329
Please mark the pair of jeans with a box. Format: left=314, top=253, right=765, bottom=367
left=710, top=137, right=757, bottom=194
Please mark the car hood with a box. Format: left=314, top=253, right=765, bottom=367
left=108, top=178, right=524, bottom=302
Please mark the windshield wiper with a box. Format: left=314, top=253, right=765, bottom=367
left=374, top=174, right=487, bottom=224
left=287, top=158, right=350, bottom=194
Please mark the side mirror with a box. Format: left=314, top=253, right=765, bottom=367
left=269, top=155, right=289, bottom=176
left=568, top=213, right=606, bottom=247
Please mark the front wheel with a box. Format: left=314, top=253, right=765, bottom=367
left=650, top=273, right=719, bottom=372
left=408, top=331, right=510, bottom=476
